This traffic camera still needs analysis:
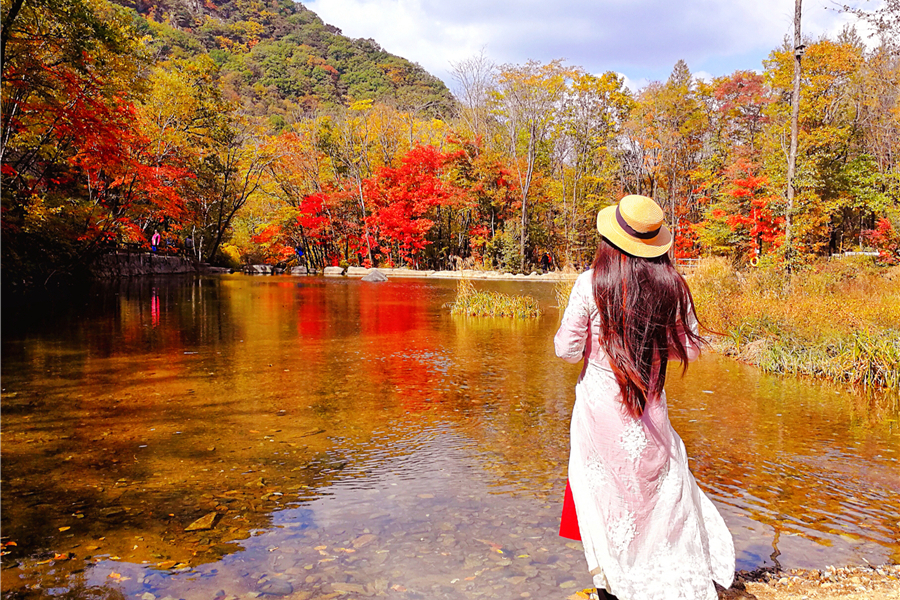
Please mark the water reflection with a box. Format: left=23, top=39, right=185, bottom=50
left=2, top=275, right=898, bottom=598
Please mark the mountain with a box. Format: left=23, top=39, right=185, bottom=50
left=119, top=0, right=456, bottom=124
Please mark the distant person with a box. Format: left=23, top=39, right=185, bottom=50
left=540, top=252, right=551, bottom=272
left=554, top=195, right=734, bottom=600
left=150, top=229, right=161, bottom=253
left=184, top=235, right=194, bottom=258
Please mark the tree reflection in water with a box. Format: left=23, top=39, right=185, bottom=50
left=1, top=275, right=898, bottom=598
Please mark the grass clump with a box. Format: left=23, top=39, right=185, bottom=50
left=450, top=279, right=542, bottom=318
left=554, top=278, right=575, bottom=311
left=689, top=256, right=900, bottom=391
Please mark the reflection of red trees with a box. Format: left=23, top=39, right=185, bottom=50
left=358, top=283, right=425, bottom=336
left=296, top=283, right=326, bottom=339
left=356, top=282, right=442, bottom=412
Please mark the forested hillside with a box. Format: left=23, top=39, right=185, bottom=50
left=119, top=0, right=455, bottom=121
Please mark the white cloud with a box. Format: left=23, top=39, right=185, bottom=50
left=303, top=0, right=885, bottom=88
left=616, top=73, right=648, bottom=94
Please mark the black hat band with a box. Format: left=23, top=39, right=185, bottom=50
left=616, top=205, right=661, bottom=240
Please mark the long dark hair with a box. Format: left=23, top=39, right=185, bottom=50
left=591, top=237, right=703, bottom=418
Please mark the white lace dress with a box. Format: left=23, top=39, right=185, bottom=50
left=555, top=271, right=735, bottom=600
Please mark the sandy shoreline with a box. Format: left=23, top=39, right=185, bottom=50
left=327, top=266, right=579, bottom=280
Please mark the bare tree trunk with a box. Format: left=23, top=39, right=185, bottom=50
left=785, top=0, right=803, bottom=264
left=355, top=173, right=374, bottom=265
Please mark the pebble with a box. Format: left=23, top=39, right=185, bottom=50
left=259, top=579, right=293, bottom=596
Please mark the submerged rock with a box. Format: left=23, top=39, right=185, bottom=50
left=259, top=578, right=293, bottom=596
left=185, top=512, right=219, bottom=532
left=361, top=269, right=388, bottom=283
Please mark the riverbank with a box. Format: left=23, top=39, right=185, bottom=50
left=329, top=265, right=578, bottom=280
left=564, top=565, right=900, bottom=600
left=91, top=252, right=231, bottom=278
left=689, top=257, right=900, bottom=393
left=732, top=564, right=900, bottom=599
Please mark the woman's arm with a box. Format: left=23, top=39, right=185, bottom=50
left=554, top=276, right=591, bottom=364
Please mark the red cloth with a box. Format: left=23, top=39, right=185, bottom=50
left=559, top=479, right=581, bottom=540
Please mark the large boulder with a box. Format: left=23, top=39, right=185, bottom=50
left=361, top=269, right=388, bottom=282
left=290, top=266, right=308, bottom=276
left=324, top=266, right=345, bottom=277
left=243, top=264, right=273, bottom=275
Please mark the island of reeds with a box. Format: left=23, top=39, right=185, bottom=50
left=450, top=279, right=542, bottom=318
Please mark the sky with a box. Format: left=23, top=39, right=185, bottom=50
left=303, top=0, right=883, bottom=92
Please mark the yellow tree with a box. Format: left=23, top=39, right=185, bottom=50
left=554, top=71, right=633, bottom=264
left=763, top=33, right=874, bottom=257
left=621, top=61, right=708, bottom=253
left=491, top=59, right=573, bottom=271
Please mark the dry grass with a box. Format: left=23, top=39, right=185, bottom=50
left=554, top=278, right=575, bottom=311
left=449, top=278, right=542, bottom=318
left=689, top=257, right=900, bottom=391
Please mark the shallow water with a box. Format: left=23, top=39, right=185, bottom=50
left=2, top=275, right=898, bottom=599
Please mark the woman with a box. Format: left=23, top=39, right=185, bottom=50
left=555, top=195, right=734, bottom=600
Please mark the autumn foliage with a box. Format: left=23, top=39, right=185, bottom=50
left=2, top=0, right=899, bottom=289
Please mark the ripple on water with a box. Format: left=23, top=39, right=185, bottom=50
left=2, top=276, right=898, bottom=597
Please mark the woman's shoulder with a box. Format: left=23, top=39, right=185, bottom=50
left=574, top=269, right=594, bottom=287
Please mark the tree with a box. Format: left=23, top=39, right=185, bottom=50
left=186, top=114, right=275, bottom=262
left=450, top=50, right=496, bottom=142
left=620, top=61, right=707, bottom=254
left=0, top=0, right=184, bottom=286
left=491, top=60, right=572, bottom=271
left=784, top=0, right=804, bottom=264
left=554, top=71, right=633, bottom=264
left=364, top=145, right=462, bottom=266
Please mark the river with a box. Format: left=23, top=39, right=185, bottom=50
left=2, top=274, right=898, bottom=599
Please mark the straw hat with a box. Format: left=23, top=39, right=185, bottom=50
left=596, top=195, right=672, bottom=258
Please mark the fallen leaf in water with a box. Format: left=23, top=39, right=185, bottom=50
left=58, top=526, right=70, bottom=532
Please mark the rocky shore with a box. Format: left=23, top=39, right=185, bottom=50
left=726, top=564, right=900, bottom=600
left=90, top=252, right=231, bottom=278
left=564, top=564, right=900, bottom=600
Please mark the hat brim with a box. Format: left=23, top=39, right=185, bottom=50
left=596, top=205, right=673, bottom=258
